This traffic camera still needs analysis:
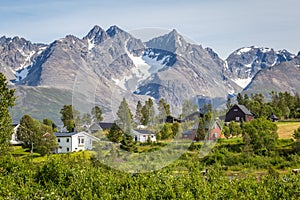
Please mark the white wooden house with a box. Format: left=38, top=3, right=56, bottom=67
left=133, top=130, right=156, bottom=143
left=54, top=131, right=99, bottom=153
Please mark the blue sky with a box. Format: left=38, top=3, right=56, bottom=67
left=1, top=0, right=299, bottom=58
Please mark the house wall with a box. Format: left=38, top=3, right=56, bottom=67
left=225, top=106, right=246, bottom=122
left=56, top=137, right=72, bottom=153
left=209, top=127, right=222, bottom=140
left=136, top=134, right=156, bottom=142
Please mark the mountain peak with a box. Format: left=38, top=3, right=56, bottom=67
left=106, top=25, right=125, bottom=37
left=146, top=29, right=187, bottom=52
left=84, top=25, right=108, bottom=44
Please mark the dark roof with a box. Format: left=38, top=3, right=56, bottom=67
left=55, top=132, right=77, bottom=137
left=236, top=104, right=253, bottom=115
left=184, top=111, right=204, bottom=121
left=133, top=129, right=155, bottom=135
left=99, top=122, right=115, bottom=130
left=268, top=114, right=278, bottom=119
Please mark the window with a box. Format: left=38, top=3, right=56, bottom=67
left=58, top=138, right=60, bottom=142
left=67, top=147, right=69, bottom=152
left=78, top=137, right=84, bottom=145
left=66, top=138, right=69, bottom=143
left=235, top=117, right=240, bottom=121
left=234, top=109, right=238, bottom=112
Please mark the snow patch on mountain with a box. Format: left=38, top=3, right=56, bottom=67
left=15, top=66, right=31, bottom=81
left=232, top=78, right=252, bottom=88
left=87, top=39, right=95, bottom=50
left=236, top=47, right=252, bottom=55
left=111, top=39, right=170, bottom=91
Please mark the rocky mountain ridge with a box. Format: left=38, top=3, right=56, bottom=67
left=0, top=25, right=299, bottom=123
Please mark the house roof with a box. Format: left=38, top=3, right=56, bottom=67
left=133, top=129, right=155, bottom=135
left=99, top=122, right=115, bottom=130
left=236, top=104, right=253, bottom=115
left=183, top=130, right=195, bottom=135
left=55, top=132, right=77, bottom=137
left=55, top=131, right=100, bottom=141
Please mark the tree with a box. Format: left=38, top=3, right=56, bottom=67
left=37, top=124, right=58, bottom=155
left=226, top=97, right=232, bottom=110
left=43, top=118, right=57, bottom=132
left=60, top=105, right=75, bottom=132
left=91, top=105, right=103, bottom=123
left=158, top=98, right=171, bottom=121
left=242, top=118, right=278, bottom=154
left=197, top=117, right=206, bottom=141
left=17, top=115, right=40, bottom=149
left=107, top=123, right=124, bottom=143
left=159, top=124, right=173, bottom=140
left=82, top=113, right=92, bottom=125
left=222, top=126, right=230, bottom=139
left=171, top=122, right=182, bottom=138
left=120, top=132, right=137, bottom=152
left=17, top=115, right=57, bottom=155
left=117, top=98, right=133, bottom=132
left=135, top=101, right=143, bottom=124
left=237, top=93, right=244, bottom=105
left=141, top=98, right=155, bottom=126
left=0, top=72, right=16, bottom=155
left=229, top=121, right=242, bottom=137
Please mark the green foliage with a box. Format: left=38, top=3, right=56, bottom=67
left=236, top=91, right=300, bottom=120
left=60, top=105, right=75, bottom=132
left=141, top=98, right=155, bottom=125
left=0, top=72, right=16, bottom=155
left=117, top=98, right=133, bottom=131
left=222, top=126, right=230, bottom=139
left=135, top=100, right=143, bottom=124
left=107, top=123, right=124, bottom=143
left=43, top=118, right=57, bottom=132
left=158, top=98, right=171, bottom=121
left=81, top=113, right=92, bottom=125
left=91, top=105, right=103, bottom=122
left=120, top=133, right=137, bottom=152
left=242, top=118, right=278, bottom=154
left=159, top=124, right=173, bottom=140
left=17, top=115, right=58, bottom=155
left=293, top=127, right=300, bottom=140
left=197, top=117, right=206, bottom=140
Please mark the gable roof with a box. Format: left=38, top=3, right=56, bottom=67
left=235, top=104, right=253, bottom=115
left=55, top=132, right=77, bottom=137
left=99, top=122, right=115, bottom=130
left=55, top=131, right=100, bottom=141
left=133, top=129, right=155, bottom=135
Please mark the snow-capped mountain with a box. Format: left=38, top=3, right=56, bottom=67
left=224, top=46, right=295, bottom=88
left=245, top=55, right=300, bottom=96
left=0, top=36, right=47, bottom=82
left=0, top=25, right=299, bottom=123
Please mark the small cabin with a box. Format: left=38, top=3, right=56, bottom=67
left=225, top=104, right=253, bottom=123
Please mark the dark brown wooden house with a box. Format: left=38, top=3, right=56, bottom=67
left=225, top=104, right=253, bottom=123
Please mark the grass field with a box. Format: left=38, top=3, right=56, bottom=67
left=276, top=121, right=300, bottom=139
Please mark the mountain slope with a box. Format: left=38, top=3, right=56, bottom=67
left=224, top=46, right=295, bottom=88
left=244, top=55, right=300, bottom=95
